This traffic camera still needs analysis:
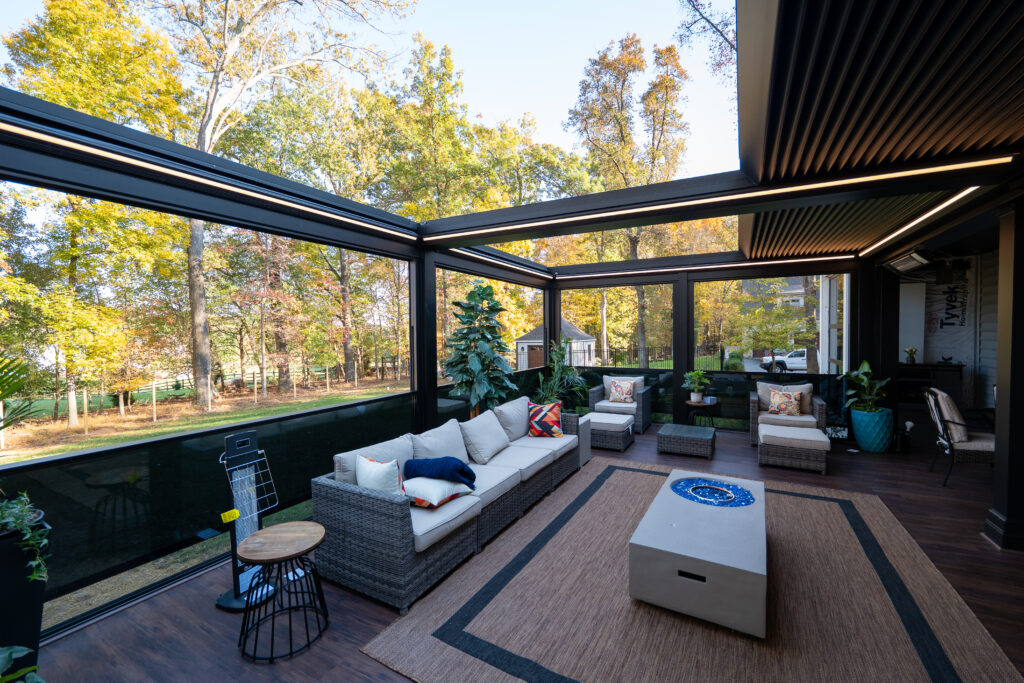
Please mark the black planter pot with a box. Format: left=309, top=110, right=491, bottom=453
left=0, top=520, right=47, bottom=670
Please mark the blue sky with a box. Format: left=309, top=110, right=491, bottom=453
left=0, top=0, right=738, bottom=179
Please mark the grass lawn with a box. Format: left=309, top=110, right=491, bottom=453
left=2, top=387, right=401, bottom=463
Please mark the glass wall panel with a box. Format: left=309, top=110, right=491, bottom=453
left=691, top=275, right=849, bottom=432
left=436, top=269, right=544, bottom=379
left=0, top=181, right=410, bottom=464
left=561, top=284, right=673, bottom=422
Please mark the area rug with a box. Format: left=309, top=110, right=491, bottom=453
left=363, top=457, right=1020, bottom=682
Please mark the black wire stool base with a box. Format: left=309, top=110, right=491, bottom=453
left=238, top=555, right=329, bottom=662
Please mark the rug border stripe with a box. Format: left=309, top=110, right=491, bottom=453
left=431, top=465, right=960, bottom=683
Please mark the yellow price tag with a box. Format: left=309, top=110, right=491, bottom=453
left=220, top=509, right=240, bottom=524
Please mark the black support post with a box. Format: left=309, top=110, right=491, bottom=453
left=543, top=284, right=561, bottom=366
left=985, top=202, right=1024, bottom=550
left=672, top=275, right=692, bottom=425
left=411, top=251, right=438, bottom=432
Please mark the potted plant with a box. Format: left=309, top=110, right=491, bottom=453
left=1, top=358, right=46, bottom=675
left=533, top=337, right=587, bottom=412
left=1, top=645, right=43, bottom=682
left=904, top=346, right=917, bottom=364
left=441, top=283, right=518, bottom=416
left=843, top=360, right=893, bottom=452
left=682, top=370, right=711, bottom=402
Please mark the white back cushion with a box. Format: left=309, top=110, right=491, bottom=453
left=460, top=410, right=511, bottom=464
left=493, top=396, right=530, bottom=441
left=412, top=418, right=469, bottom=463
left=757, top=381, right=812, bottom=414
left=931, top=388, right=969, bottom=442
left=334, top=433, right=414, bottom=483
left=602, top=375, right=644, bottom=399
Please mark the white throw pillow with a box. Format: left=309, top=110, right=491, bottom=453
left=460, top=410, right=511, bottom=464
left=334, top=433, right=414, bottom=484
left=404, top=477, right=472, bottom=508
left=355, top=456, right=404, bottom=495
left=412, top=418, right=469, bottom=463
left=493, top=396, right=530, bottom=441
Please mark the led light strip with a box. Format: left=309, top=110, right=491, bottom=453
left=0, top=120, right=418, bottom=241
left=858, top=186, right=981, bottom=257
left=423, top=156, right=1013, bottom=242
left=554, top=254, right=856, bottom=280
left=450, top=248, right=553, bottom=279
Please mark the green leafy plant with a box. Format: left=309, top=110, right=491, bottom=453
left=903, top=346, right=917, bottom=360
left=0, top=357, right=33, bottom=432
left=441, top=284, right=517, bottom=413
left=533, top=337, right=587, bottom=410
left=843, top=360, right=890, bottom=412
left=0, top=492, right=48, bottom=583
left=0, top=646, right=43, bottom=683
left=682, top=370, right=710, bottom=393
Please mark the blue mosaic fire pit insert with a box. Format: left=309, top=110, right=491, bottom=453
left=670, top=477, right=755, bottom=507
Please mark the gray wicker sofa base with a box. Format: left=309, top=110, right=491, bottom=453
left=311, top=401, right=590, bottom=614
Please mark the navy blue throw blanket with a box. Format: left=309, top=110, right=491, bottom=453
left=404, top=457, right=476, bottom=490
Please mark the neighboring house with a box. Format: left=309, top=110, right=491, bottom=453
left=515, top=318, right=596, bottom=370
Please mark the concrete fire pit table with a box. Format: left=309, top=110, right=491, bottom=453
left=628, top=469, right=766, bottom=638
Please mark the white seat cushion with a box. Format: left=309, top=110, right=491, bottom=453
left=757, top=411, right=818, bottom=428
left=593, top=399, right=638, bottom=416
left=410, top=495, right=481, bottom=552
left=510, top=433, right=578, bottom=458
left=758, top=424, right=830, bottom=451
left=955, top=432, right=995, bottom=452
left=467, top=463, right=520, bottom=506
left=493, top=396, right=530, bottom=441
left=460, top=410, right=510, bottom=464
left=588, top=413, right=634, bottom=433
left=486, top=445, right=554, bottom=480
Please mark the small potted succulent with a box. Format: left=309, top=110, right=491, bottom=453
left=682, top=370, right=711, bottom=402
left=843, top=360, right=893, bottom=452
left=904, top=346, right=918, bottom=364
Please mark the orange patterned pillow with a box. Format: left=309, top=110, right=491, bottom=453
left=528, top=401, right=563, bottom=437
left=609, top=378, right=635, bottom=403
left=768, top=389, right=802, bottom=416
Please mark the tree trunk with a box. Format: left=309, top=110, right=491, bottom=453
left=66, top=376, right=79, bottom=428
left=259, top=301, right=267, bottom=398
left=52, top=348, right=60, bottom=421
left=338, top=249, right=355, bottom=383
left=627, top=234, right=649, bottom=369
left=188, top=217, right=211, bottom=407
left=118, top=390, right=125, bottom=418
left=600, top=290, right=608, bottom=365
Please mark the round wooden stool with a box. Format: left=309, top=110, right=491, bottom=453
left=236, top=521, right=329, bottom=662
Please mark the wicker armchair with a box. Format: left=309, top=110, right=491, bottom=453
left=588, top=383, right=652, bottom=434
left=749, top=388, right=826, bottom=444
left=924, top=387, right=995, bottom=486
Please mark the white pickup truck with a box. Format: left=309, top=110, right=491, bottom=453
left=759, top=348, right=808, bottom=372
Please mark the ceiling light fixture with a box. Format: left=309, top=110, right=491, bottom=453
left=422, top=157, right=1012, bottom=242
left=858, top=187, right=981, bottom=257
left=0, top=120, right=418, bottom=241
left=450, top=248, right=553, bottom=279
left=554, top=254, right=856, bottom=280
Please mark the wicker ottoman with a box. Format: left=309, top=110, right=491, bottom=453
left=657, top=424, right=715, bottom=458
left=757, top=424, right=830, bottom=474
left=588, top=413, right=634, bottom=451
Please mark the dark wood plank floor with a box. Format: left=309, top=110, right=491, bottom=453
left=38, top=430, right=1024, bottom=681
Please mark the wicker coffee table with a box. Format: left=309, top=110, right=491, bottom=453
left=657, top=424, right=716, bottom=458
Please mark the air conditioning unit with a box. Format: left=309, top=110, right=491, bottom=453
left=885, top=250, right=931, bottom=273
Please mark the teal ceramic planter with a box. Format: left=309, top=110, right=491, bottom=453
left=850, top=407, right=893, bottom=453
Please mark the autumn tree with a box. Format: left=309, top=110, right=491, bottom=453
left=676, top=0, right=737, bottom=88
left=150, top=0, right=412, bottom=406
left=568, top=35, right=689, bottom=367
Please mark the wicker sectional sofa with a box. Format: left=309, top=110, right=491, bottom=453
left=311, top=397, right=591, bottom=614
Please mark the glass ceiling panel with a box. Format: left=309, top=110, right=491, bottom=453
left=490, top=216, right=739, bottom=267
left=0, top=0, right=738, bottom=221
